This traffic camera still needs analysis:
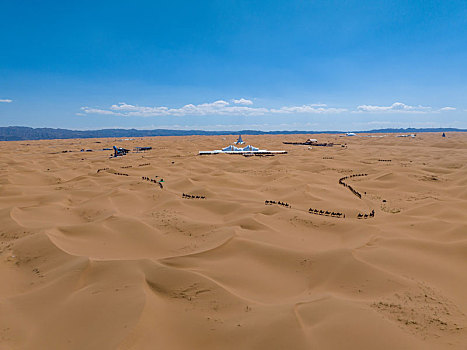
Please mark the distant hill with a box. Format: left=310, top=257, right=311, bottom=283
left=0, top=126, right=465, bottom=141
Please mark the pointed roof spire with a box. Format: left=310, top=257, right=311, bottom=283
left=235, top=135, right=244, bottom=144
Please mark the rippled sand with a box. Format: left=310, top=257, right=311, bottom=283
left=0, top=133, right=466, bottom=349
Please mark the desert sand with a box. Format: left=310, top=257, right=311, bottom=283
left=0, top=133, right=466, bottom=349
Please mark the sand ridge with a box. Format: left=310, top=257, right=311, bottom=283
left=0, top=133, right=466, bottom=349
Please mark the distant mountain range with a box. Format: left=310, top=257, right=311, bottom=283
left=0, top=126, right=465, bottom=141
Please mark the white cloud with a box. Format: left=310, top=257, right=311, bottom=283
left=232, top=98, right=253, bottom=105
left=106, top=100, right=268, bottom=116
left=0, top=99, right=13, bottom=103
left=271, top=104, right=347, bottom=114
left=80, top=99, right=457, bottom=118
left=356, top=102, right=431, bottom=113
left=80, top=106, right=121, bottom=115
left=80, top=100, right=345, bottom=117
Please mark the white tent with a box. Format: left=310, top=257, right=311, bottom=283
left=199, top=144, right=287, bottom=155
left=242, top=145, right=259, bottom=151
left=222, top=145, right=243, bottom=152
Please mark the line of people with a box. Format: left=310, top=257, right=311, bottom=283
left=182, top=193, right=206, bottom=199
left=338, top=173, right=368, bottom=199
left=121, top=165, right=133, bottom=168
left=96, top=167, right=109, bottom=173
left=308, top=208, right=344, bottom=218
left=358, top=210, right=375, bottom=219
left=339, top=173, right=368, bottom=181
left=265, top=200, right=291, bottom=208
left=378, top=159, right=391, bottom=162
left=138, top=163, right=150, bottom=166
left=114, top=172, right=129, bottom=176
left=141, top=176, right=164, bottom=188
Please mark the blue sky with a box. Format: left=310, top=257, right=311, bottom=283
left=1, top=0, right=466, bottom=131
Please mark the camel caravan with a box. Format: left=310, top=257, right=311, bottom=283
left=141, top=176, right=164, bottom=188
left=265, top=200, right=291, bottom=208
left=358, top=210, right=375, bottom=219
left=308, top=208, right=344, bottom=218
left=338, top=173, right=368, bottom=199
left=113, top=172, right=129, bottom=176
left=182, top=193, right=206, bottom=199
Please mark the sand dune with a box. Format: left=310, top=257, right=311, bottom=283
left=0, top=133, right=466, bottom=349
